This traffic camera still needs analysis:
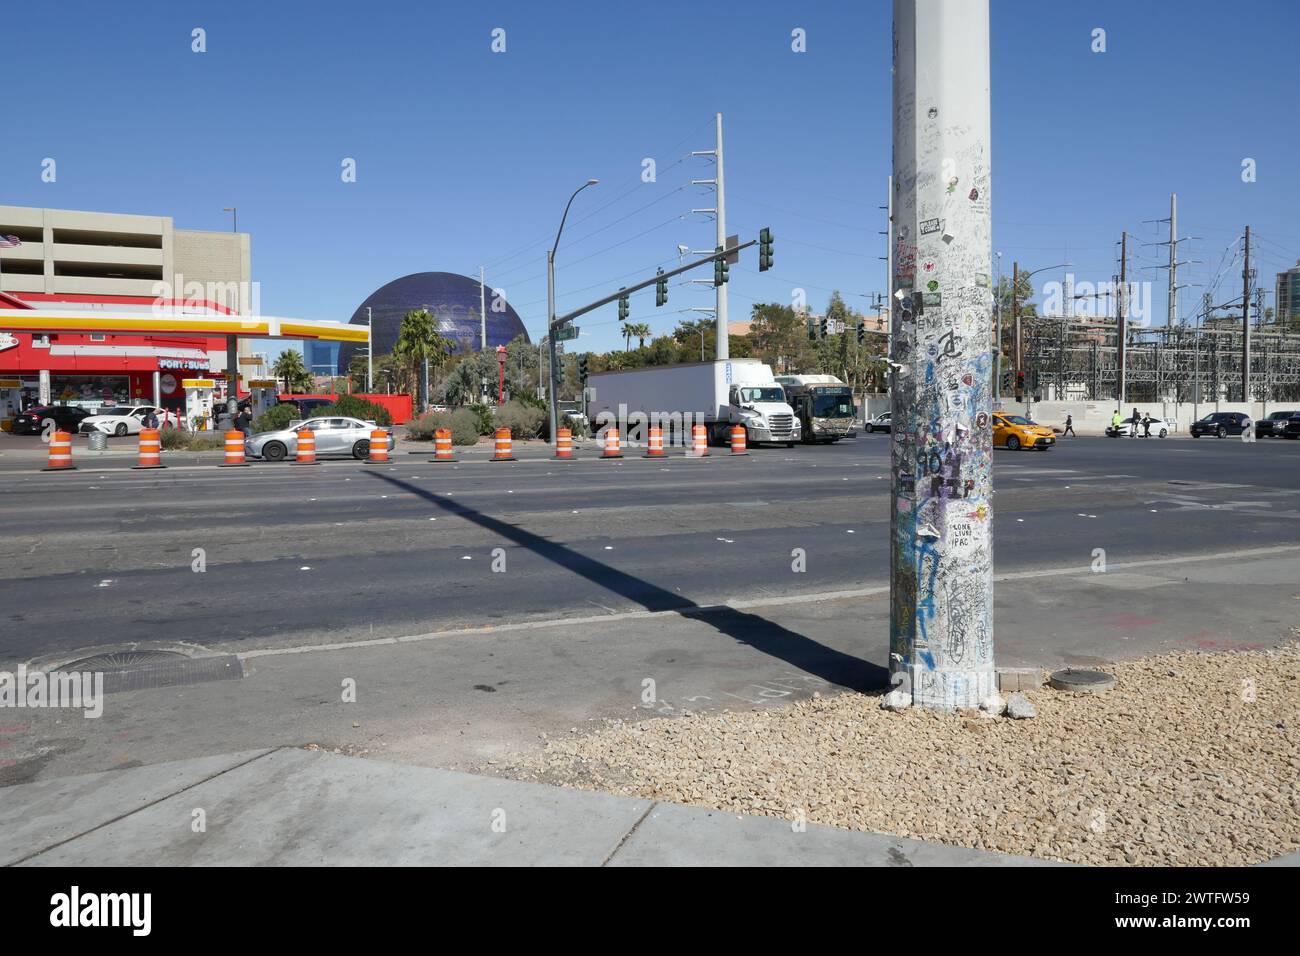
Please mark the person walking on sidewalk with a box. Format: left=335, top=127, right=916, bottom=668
left=1142, top=413, right=1153, bottom=438
left=1130, top=407, right=1141, bottom=437
left=1063, top=414, right=1076, bottom=437
left=1110, top=409, right=1122, bottom=436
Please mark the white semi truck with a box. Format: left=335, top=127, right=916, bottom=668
left=585, top=359, right=799, bottom=447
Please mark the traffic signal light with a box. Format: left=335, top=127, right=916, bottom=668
left=856, top=321, right=866, bottom=345
left=655, top=268, right=667, bottom=307
left=807, top=319, right=816, bottom=341
left=578, top=355, right=589, bottom=383
left=819, top=317, right=828, bottom=338
left=618, top=289, right=629, bottom=322
left=713, top=246, right=729, bottom=286
left=1015, top=370, right=1025, bottom=398
left=758, top=227, right=773, bottom=272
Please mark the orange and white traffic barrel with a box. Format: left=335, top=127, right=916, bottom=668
left=219, top=430, right=250, bottom=467
left=366, top=428, right=390, bottom=464
left=132, top=428, right=166, bottom=470
left=729, top=425, right=749, bottom=456
left=43, top=430, right=76, bottom=471
left=600, top=426, right=623, bottom=459
left=291, top=427, right=318, bottom=466
left=431, top=427, right=457, bottom=463
left=689, top=423, right=709, bottom=458
left=643, top=425, right=666, bottom=458
left=492, top=427, right=516, bottom=462
left=554, top=427, right=576, bottom=460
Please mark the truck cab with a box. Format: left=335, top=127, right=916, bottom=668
left=727, top=382, right=798, bottom=446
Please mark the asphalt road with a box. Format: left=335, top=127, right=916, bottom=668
left=3, top=432, right=1299, bottom=783
left=1, top=433, right=1298, bottom=664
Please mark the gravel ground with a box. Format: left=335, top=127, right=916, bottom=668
left=500, top=642, right=1300, bottom=866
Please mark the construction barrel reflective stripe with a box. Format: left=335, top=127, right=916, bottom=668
left=433, top=428, right=456, bottom=462
left=294, top=428, right=317, bottom=464
left=45, top=430, right=75, bottom=470
left=729, top=425, right=748, bottom=455
left=643, top=425, right=665, bottom=458
left=691, top=423, right=709, bottom=457
left=134, top=428, right=163, bottom=469
left=555, top=428, right=574, bottom=459
left=601, top=426, right=623, bottom=459
left=368, top=428, right=389, bottom=463
left=492, top=427, right=515, bottom=461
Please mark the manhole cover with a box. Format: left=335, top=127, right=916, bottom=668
left=51, top=649, right=244, bottom=694
left=1049, top=668, right=1116, bottom=694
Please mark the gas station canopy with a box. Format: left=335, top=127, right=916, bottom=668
left=0, top=308, right=368, bottom=342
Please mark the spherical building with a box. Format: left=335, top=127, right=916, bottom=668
left=337, top=271, right=529, bottom=374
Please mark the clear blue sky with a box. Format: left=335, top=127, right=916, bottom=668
left=4, top=0, right=1298, bottom=356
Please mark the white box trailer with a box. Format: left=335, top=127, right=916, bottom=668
left=585, top=359, right=799, bottom=446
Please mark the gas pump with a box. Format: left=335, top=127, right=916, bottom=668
left=247, top=379, right=279, bottom=418
left=0, top=378, right=22, bottom=432
left=183, top=378, right=216, bottom=431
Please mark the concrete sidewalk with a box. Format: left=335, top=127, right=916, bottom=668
left=0, top=747, right=1048, bottom=866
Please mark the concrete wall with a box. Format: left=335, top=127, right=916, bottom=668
left=996, top=399, right=1287, bottom=435
left=854, top=391, right=1290, bottom=434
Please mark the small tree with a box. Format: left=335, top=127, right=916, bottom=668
left=394, top=309, right=455, bottom=411
left=272, top=349, right=313, bottom=393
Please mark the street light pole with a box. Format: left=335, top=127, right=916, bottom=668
left=547, top=179, right=599, bottom=447
left=223, top=207, right=237, bottom=233
left=890, top=0, right=996, bottom=710
left=366, top=306, right=373, bottom=393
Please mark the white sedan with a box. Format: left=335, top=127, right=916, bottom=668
left=1106, top=416, right=1175, bottom=438
left=245, top=416, right=379, bottom=461
left=864, top=412, right=892, bottom=433
left=78, top=405, right=167, bottom=437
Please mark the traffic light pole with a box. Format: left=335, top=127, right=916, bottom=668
left=550, top=239, right=755, bottom=330
left=890, top=0, right=996, bottom=710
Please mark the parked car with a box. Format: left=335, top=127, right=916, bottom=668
left=277, top=398, right=334, bottom=417
left=1190, top=411, right=1252, bottom=438
left=1255, top=410, right=1300, bottom=438
left=1105, top=415, right=1175, bottom=438
left=864, top=413, right=891, bottom=433
left=78, top=404, right=166, bottom=437
left=1282, top=417, right=1300, bottom=440
left=10, top=404, right=92, bottom=435
left=246, top=416, right=378, bottom=461
left=993, top=412, right=1055, bottom=450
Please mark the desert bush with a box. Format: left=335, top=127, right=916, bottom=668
left=159, top=428, right=225, bottom=451
left=466, top=403, right=495, bottom=436
left=493, top=401, right=545, bottom=440
left=406, top=408, right=480, bottom=445
left=317, top=394, right=392, bottom=426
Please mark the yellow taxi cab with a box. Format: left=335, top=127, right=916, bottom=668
left=992, top=412, right=1055, bottom=450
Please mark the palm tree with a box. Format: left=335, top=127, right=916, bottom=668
left=626, top=322, right=652, bottom=349
left=394, top=309, right=455, bottom=411
left=272, top=349, right=312, bottom=393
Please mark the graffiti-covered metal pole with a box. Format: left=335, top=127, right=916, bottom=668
left=889, top=0, right=996, bottom=710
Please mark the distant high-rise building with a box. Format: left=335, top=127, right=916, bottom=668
left=1276, top=261, right=1300, bottom=326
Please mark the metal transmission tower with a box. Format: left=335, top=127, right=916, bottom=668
left=691, top=113, right=729, bottom=360
left=890, top=0, right=996, bottom=710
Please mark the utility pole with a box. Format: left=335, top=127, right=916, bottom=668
left=1012, top=261, right=1021, bottom=386
left=1243, top=225, right=1251, bottom=403
left=1117, top=231, right=1127, bottom=409
left=479, top=266, right=487, bottom=352
left=366, top=306, right=373, bottom=393
left=890, top=0, right=996, bottom=710
left=1169, top=194, right=1177, bottom=328
left=692, top=113, right=728, bottom=360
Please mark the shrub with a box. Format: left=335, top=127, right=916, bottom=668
left=494, top=401, right=545, bottom=440
left=251, top=403, right=299, bottom=433
left=159, top=429, right=225, bottom=451
left=317, top=394, right=392, bottom=426
left=406, top=408, right=480, bottom=445
left=466, top=403, right=495, bottom=436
